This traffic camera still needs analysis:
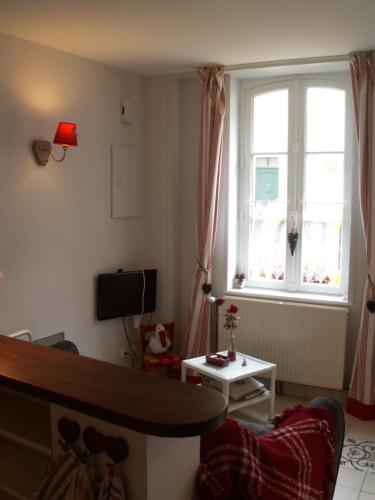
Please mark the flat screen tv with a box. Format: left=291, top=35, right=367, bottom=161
left=96, top=269, right=157, bottom=321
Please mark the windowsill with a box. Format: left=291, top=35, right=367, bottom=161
left=225, top=287, right=351, bottom=307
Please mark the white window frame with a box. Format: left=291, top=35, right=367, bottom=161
left=238, top=74, right=353, bottom=298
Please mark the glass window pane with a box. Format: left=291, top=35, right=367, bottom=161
left=252, top=154, right=288, bottom=203
left=305, top=154, right=344, bottom=204
left=248, top=208, right=287, bottom=282
left=253, top=89, right=288, bottom=153
left=306, top=87, right=345, bottom=152
left=301, top=204, right=343, bottom=287
left=302, top=152, right=344, bottom=287
left=247, top=155, right=287, bottom=282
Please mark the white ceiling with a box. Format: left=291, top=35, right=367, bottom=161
left=0, top=0, right=374, bottom=76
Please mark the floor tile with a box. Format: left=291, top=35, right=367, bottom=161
left=283, top=382, right=308, bottom=398
left=350, top=422, right=375, bottom=441
left=341, top=438, right=375, bottom=472
left=358, top=492, right=375, bottom=499
left=362, top=473, right=375, bottom=494
left=231, top=406, right=268, bottom=424
left=351, top=419, right=375, bottom=429
left=333, top=486, right=359, bottom=499
left=233, top=394, right=309, bottom=424
left=345, top=413, right=354, bottom=435
left=274, top=395, right=308, bottom=414
left=337, top=466, right=366, bottom=489
left=331, top=389, right=349, bottom=406
left=306, top=386, right=336, bottom=400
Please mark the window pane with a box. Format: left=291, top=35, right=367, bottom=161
left=247, top=155, right=287, bottom=281
left=253, top=89, right=288, bottom=153
left=306, top=87, right=345, bottom=152
left=305, top=154, right=344, bottom=204
left=301, top=153, right=344, bottom=287
left=301, top=205, right=343, bottom=287
left=254, top=156, right=287, bottom=202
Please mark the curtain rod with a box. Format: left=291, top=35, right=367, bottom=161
left=224, top=54, right=348, bottom=72
left=173, top=54, right=349, bottom=79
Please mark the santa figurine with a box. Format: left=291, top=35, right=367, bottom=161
left=148, top=324, right=171, bottom=354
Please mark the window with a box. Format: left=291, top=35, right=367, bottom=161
left=239, top=77, right=352, bottom=297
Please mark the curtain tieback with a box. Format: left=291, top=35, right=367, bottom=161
left=197, top=257, right=210, bottom=277
left=197, top=258, right=213, bottom=295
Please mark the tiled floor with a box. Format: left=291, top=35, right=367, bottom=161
left=337, top=413, right=375, bottom=499
left=232, top=394, right=375, bottom=499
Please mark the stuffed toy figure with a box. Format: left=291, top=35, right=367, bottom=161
left=148, top=324, right=171, bottom=354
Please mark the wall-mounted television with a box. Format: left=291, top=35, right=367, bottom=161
left=96, top=269, right=157, bottom=321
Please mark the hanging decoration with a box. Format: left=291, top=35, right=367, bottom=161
left=288, top=215, right=299, bottom=256
left=34, top=419, right=129, bottom=500
left=98, top=436, right=128, bottom=500
left=34, top=418, right=95, bottom=500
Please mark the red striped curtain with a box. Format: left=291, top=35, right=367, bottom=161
left=182, top=67, right=226, bottom=358
left=347, top=50, right=375, bottom=420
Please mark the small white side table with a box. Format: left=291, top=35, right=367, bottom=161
left=182, top=352, right=277, bottom=420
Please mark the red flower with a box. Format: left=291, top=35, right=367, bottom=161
left=227, top=304, right=238, bottom=314
left=215, top=297, right=225, bottom=306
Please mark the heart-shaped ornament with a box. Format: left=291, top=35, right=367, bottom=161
left=288, top=232, right=299, bottom=256
left=202, top=283, right=212, bottom=295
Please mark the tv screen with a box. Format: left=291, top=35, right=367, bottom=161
left=96, top=269, right=157, bottom=321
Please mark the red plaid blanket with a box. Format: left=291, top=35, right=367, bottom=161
left=198, top=406, right=335, bottom=500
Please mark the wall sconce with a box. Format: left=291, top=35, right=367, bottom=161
left=33, top=122, right=78, bottom=166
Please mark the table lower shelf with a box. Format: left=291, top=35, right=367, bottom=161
left=228, top=389, right=271, bottom=413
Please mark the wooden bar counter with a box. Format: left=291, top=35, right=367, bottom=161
left=0, top=335, right=227, bottom=500
left=0, top=335, right=226, bottom=437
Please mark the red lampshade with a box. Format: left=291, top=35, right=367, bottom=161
left=53, top=122, right=78, bottom=147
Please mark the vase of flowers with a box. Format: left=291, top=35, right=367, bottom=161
left=223, top=304, right=239, bottom=361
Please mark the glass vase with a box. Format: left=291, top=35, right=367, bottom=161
left=228, top=331, right=236, bottom=361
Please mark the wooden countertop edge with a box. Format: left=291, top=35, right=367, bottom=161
left=0, top=336, right=227, bottom=437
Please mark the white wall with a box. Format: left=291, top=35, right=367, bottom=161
left=0, top=33, right=145, bottom=363
left=143, top=76, right=180, bottom=326
left=143, top=76, right=200, bottom=351
left=175, top=78, right=200, bottom=348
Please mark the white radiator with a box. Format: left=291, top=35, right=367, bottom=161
left=218, top=296, right=348, bottom=390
